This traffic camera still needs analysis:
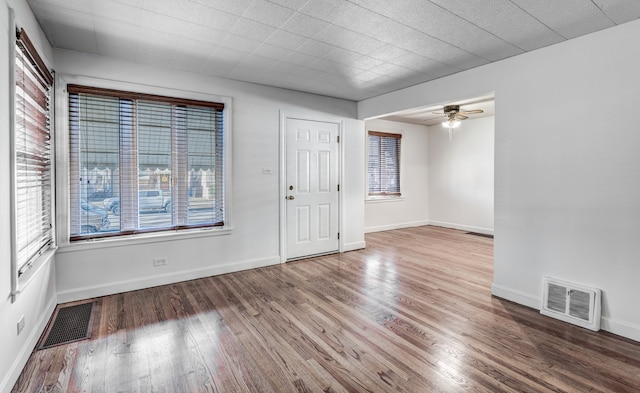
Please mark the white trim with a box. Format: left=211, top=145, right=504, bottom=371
left=365, top=128, right=404, bottom=200
left=364, top=220, right=429, bottom=233
left=601, top=317, right=640, bottom=342
left=343, top=241, right=366, bottom=252
left=279, top=111, right=343, bottom=263
left=427, top=220, right=494, bottom=236
left=9, top=7, right=18, bottom=304
left=12, top=247, right=57, bottom=301
left=365, top=196, right=405, bottom=203
left=55, top=74, right=234, bottom=248
left=0, top=297, right=56, bottom=393
left=491, top=283, right=540, bottom=310
left=9, top=10, right=58, bottom=303
left=57, top=226, right=232, bottom=253
left=57, top=255, right=281, bottom=303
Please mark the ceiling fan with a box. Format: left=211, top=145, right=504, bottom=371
left=434, top=104, right=484, bottom=141
left=434, top=104, right=484, bottom=121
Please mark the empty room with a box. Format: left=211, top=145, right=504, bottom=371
left=2, top=0, right=640, bottom=392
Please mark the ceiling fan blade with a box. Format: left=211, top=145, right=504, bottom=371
left=432, top=111, right=444, bottom=115
left=455, top=114, right=469, bottom=120
left=461, top=109, right=484, bottom=115
left=426, top=114, right=446, bottom=120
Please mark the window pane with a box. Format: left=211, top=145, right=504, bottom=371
left=14, top=36, right=54, bottom=272
left=68, top=85, right=226, bottom=241
left=368, top=133, right=401, bottom=196
left=381, top=137, right=400, bottom=193
left=70, top=94, right=117, bottom=236
left=187, top=106, right=219, bottom=225
left=137, top=101, right=173, bottom=229
left=368, top=135, right=381, bottom=193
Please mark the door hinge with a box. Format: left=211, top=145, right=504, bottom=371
left=337, top=135, right=340, bottom=143
left=337, top=184, right=340, bottom=191
left=338, top=232, right=340, bottom=240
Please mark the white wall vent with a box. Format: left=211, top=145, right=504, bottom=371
left=541, top=276, right=602, bottom=331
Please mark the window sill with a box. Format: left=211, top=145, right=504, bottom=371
left=58, top=225, right=233, bottom=253
left=366, top=196, right=405, bottom=204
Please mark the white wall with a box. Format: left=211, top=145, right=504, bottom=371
left=53, top=49, right=364, bottom=302
left=428, top=116, right=494, bottom=234
left=364, top=119, right=429, bottom=233
left=0, top=2, right=58, bottom=393
left=359, top=19, right=640, bottom=341
left=342, top=118, right=367, bottom=250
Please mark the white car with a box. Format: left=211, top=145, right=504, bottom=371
left=103, top=190, right=171, bottom=215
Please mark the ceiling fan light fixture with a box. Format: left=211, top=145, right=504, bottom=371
left=442, top=119, right=461, bottom=129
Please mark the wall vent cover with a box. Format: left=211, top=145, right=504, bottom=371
left=541, top=277, right=601, bottom=331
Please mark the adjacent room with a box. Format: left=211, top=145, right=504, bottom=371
left=2, top=0, right=640, bottom=392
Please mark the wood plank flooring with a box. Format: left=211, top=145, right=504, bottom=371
left=12, top=226, right=640, bottom=392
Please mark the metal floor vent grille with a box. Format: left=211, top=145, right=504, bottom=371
left=39, top=302, right=95, bottom=350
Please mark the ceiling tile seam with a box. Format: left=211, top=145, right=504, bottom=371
left=259, top=0, right=462, bottom=72
left=90, top=0, right=141, bottom=48
left=131, top=0, right=459, bottom=81
left=87, top=4, right=99, bottom=56
left=342, top=0, right=493, bottom=62
left=242, top=0, right=313, bottom=64
left=280, top=17, right=458, bottom=77
left=253, top=0, right=300, bottom=33
left=189, top=1, right=253, bottom=73
left=242, top=23, right=384, bottom=78
left=589, top=0, right=616, bottom=25
left=506, top=0, right=569, bottom=40
left=256, top=36, right=439, bottom=83
left=423, top=0, right=527, bottom=53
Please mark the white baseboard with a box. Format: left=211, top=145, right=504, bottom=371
left=492, top=283, right=640, bottom=342
left=343, top=241, right=366, bottom=252
left=1, top=297, right=57, bottom=393
left=364, top=220, right=429, bottom=233
left=491, top=283, right=540, bottom=309
left=428, top=220, right=494, bottom=235
left=57, top=255, right=281, bottom=303
left=600, top=317, right=640, bottom=342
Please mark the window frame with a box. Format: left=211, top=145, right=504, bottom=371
left=10, top=27, right=56, bottom=297
left=57, top=77, right=233, bottom=247
left=366, top=130, right=403, bottom=200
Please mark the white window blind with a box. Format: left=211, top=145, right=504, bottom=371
left=68, top=85, right=225, bottom=241
left=13, top=28, right=54, bottom=276
left=368, top=131, right=401, bottom=196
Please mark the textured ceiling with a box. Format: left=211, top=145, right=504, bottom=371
left=27, top=0, right=640, bottom=101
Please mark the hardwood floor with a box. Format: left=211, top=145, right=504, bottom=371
left=12, top=226, right=640, bottom=392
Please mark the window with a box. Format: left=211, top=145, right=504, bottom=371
left=68, top=85, right=226, bottom=241
left=13, top=28, right=54, bottom=277
left=367, top=131, right=401, bottom=197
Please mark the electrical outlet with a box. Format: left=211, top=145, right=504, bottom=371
left=17, top=315, right=25, bottom=336
left=153, top=257, right=167, bottom=267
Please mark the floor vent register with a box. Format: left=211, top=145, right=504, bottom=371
left=39, top=302, right=95, bottom=350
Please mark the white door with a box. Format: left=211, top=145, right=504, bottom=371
left=285, top=118, right=339, bottom=260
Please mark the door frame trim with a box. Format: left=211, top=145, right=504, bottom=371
left=279, top=111, right=343, bottom=263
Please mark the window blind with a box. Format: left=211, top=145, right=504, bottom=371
left=68, top=85, right=225, bottom=241
left=368, top=131, right=401, bottom=196
left=14, top=28, right=54, bottom=276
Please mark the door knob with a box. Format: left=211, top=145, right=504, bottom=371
left=286, top=195, right=295, bottom=200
